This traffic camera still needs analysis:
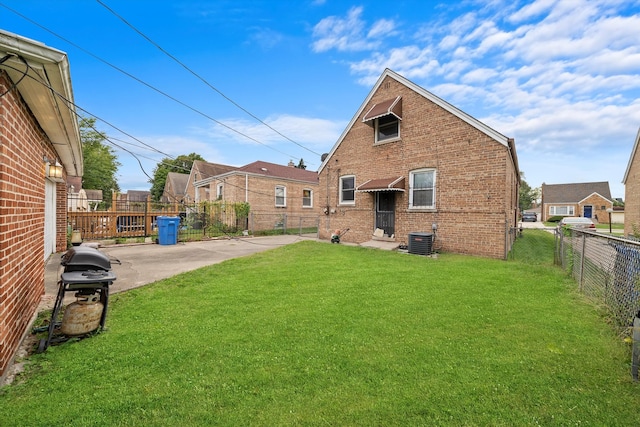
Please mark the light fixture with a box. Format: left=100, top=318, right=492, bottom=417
left=43, top=156, right=64, bottom=182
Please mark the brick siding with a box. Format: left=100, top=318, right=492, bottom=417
left=0, top=72, right=67, bottom=378
left=625, top=150, right=640, bottom=236
left=212, top=173, right=319, bottom=216
left=318, top=75, right=518, bottom=259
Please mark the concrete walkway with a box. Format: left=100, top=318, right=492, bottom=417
left=42, top=234, right=313, bottom=310
left=42, top=234, right=400, bottom=310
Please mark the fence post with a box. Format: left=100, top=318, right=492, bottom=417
left=632, top=313, right=640, bottom=381
left=145, top=195, right=150, bottom=237
left=579, top=233, right=586, bottom=292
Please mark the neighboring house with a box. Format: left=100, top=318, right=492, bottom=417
left=540, top=182, right=613, bottom=223
left=623, top=128, right=640, bottom=237
left=161, top=172, right=190, bottom=203
left=66, top=176, right=102, bottom=211
left=317, top=68, right=520, bottom=259
left=115, top=190, right=151, bottom=212
left=194, top=160, right=319, bottom=226
left=185, top=160, right=237, bottom=203
left=0, top=31, right=82, bottom=379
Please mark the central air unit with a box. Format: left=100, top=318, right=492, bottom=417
left=408, top=232, right=433, bottom=256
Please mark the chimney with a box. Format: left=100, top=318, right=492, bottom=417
left=288, top=160, right=295, bottom=167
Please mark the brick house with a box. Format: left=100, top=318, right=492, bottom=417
left=185, top=160, right=237, bottom=203
left=317, top=69, right=520, bottom=259
left=192, top=160, right=319, bottom=230
left=161, top=172, right=189, bottom=203
left=0, top=31, right=82, bottom=379
left=540, top=182, right=613, bottom=223
left=623, top=128, right=640, bottom=237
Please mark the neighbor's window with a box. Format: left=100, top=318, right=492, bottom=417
left=216, top=183, right=223, bottom=200
left=340, top=175, right=355, bottom=205
left=303, top=189, right=313, bottom=208
left=275, top=186, right=286, bottom=207
left=409, top=169, right=436, bottom=209
left=549, top=205, right=574, bottom=216
left=375, top=115, right=400, bottom=143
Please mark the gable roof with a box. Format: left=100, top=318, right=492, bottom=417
left=165, top=172, right=189, bottom=197
left=234, top=161, right=318, bottom=184
left=542, top=182, right=612, bottom=204
left=319, top=68, right=515, bottom=174
left=0, top=30, right=82, bottom=176
left=623, top=127, right=640, bottom=184
left=192, top=160, right=237, bottom=184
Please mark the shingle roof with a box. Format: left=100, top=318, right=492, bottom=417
left=193, top=160, right=237, bottom=181
left=542, top=182, right=612, bottom=203
left=236, top=161, right=318, bottom=184
left=166, top=172, right=189, bottom=196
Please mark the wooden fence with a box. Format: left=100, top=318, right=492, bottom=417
left=68, top=196, right=181, bottom=240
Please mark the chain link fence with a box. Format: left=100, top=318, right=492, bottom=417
left=555, top=228, right=640, bottom=333
left=556, top=228, right=640, bottom=380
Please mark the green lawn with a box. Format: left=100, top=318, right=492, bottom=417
left=1, top=230, right=638, bottom=425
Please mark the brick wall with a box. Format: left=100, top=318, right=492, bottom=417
left=208, top=173, right=319, bottom=216
left=625, top=149, right=640, bottom=236
left=581, top=194, right=612, bottom=223
left=0, top=72, right=65, bottom=378
left=318, top=76, right=518, bottom=259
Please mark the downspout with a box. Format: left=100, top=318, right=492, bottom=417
left=245, top=173, right=249, bottom=203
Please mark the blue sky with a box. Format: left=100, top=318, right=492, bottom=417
left=2, top=0, right=639, bottom=199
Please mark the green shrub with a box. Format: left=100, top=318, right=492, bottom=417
left=547, top=215, right=563, bottom=223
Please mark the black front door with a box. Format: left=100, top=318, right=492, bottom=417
left=376, top=192, right=395, bottom=236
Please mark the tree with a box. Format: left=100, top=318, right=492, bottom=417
left=80, top=118, right=120, bottom=207
left=149, top=153, right=205, bottom=202
left=296, top=158, right=307, bottom=170
left=519, top=172, right=540, bottom=212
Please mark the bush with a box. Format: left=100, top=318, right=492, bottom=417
left=547, top=215, right=563, bottom=223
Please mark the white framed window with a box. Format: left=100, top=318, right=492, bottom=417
left=409, top=169, right=436, bottom=209
left=549, top=205, right=574, bottom=216
left=375, top=115, right=400, bottom=143
left=275, top=186, right=286, bottom=207
left=302, top=189, right=313, bottom=208
left=339, top=175, right=355, bottom=205
left=216, top=183, right=223, bottom=200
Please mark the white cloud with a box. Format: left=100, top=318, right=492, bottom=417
left=310, top=0, right=640, bottom=195
left=508, top=0, right=557, bottom=23
left=312, top=7, right=377, bottom=52
left=367, top=19, right=396, bottom=39
left=205, top=114, right=345, bottom=150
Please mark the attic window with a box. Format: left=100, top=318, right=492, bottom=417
left=363, top=96, right=402, bottom=143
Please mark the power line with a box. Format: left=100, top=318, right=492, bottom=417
left=97, top=0, right=322, bottom=158
left=0, top=1, right=302, bottom=161
left=1, top=54, right=316, bottom=203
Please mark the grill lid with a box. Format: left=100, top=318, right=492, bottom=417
left=61, top=246, right=112, bottom=271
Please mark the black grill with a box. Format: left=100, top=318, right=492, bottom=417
left=37, top=246, right=118, bottom=353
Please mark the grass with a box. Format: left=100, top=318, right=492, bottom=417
left=1, top=230, right=638, bottom=425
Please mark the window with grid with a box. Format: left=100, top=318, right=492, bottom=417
left=409, top=169, right=436, bottom=209
left=340, top=176, right=355, bottom=205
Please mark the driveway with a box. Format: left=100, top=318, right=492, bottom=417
left=519, top=220, right=556, bottom=233
left=42, top=235, right=313, bottom=310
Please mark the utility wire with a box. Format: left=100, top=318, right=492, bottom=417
left=1, top=54, right=314, bottom=203
left=97, top=0, right=322, bottom=158
left=0, top=2, right=301, bottom=161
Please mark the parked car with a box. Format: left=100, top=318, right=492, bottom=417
left=559, top=217, right=595, bottom=229
left=521, top=212, right=537, bottom=222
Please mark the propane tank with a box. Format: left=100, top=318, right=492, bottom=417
left=60, top=294, right=104, bottom=336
